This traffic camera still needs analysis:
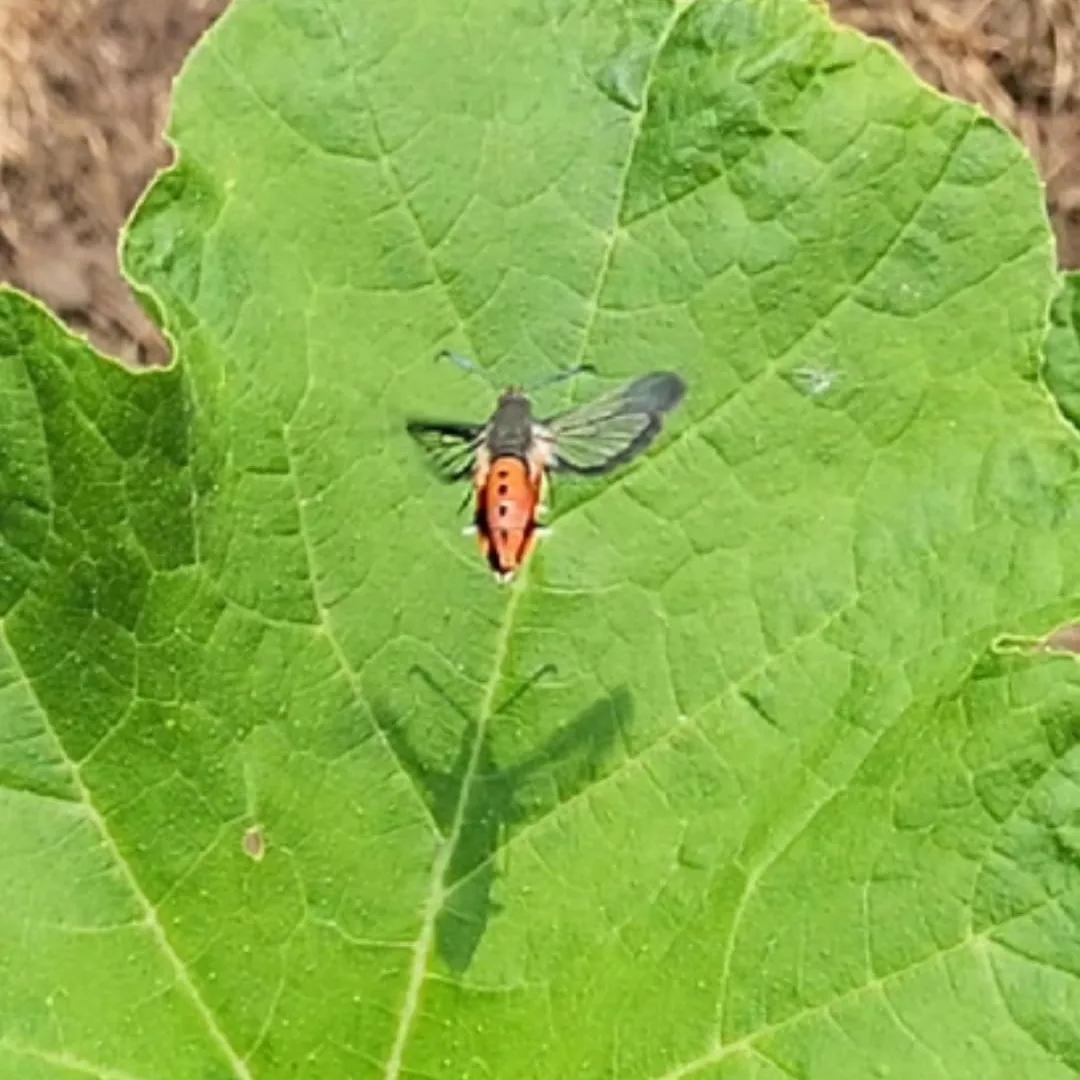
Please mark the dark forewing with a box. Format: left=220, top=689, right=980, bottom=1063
left=540, top=371, right=686, bottom=475
left=405, top=419, right=485, bottom=482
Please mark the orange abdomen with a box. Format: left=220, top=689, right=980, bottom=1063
left=476, top=456, right=541, bottom=579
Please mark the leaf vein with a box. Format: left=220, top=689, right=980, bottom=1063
left=0, top=622, right=254, bottom=1080
left=281, top=425, right=443, bottom=837
left=382, top=2, right=693, bottom=1071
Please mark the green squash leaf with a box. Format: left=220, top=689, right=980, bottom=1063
left=1046, top=273, right=1080, bottom=436
left=3, top=0, right=1080, bottom=1076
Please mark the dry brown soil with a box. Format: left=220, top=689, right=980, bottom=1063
left=0, top=0, right=1077, bottom=367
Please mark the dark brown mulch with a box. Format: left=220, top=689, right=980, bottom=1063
left=0, top=0, right=1077, bottom=368
left=0, top=0, right=230, bottom=367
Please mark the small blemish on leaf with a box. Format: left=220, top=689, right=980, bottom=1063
left=789, top=366, right=840, bottom=399
left=242, top=825, right=266, bottom=861
left=593, top=49, right=650, bottom=112
left=677, top=841, right=707, bottom=870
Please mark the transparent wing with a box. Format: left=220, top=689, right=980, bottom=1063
left=405, top=419, right=485, bottom=483
left=541, top=371, right=686, bottom=475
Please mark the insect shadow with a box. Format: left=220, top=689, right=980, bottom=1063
left=370, top=668, right=632, bottom=975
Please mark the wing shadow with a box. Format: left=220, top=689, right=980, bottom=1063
left=371, top=669, right=632, bottom=975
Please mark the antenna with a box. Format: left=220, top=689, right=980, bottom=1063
left=435, top=350, right=596, bottom=393
left=522, top=363, right=596, bottom=393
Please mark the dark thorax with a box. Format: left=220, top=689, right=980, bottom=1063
left=485, top=389, right=535, bottom=460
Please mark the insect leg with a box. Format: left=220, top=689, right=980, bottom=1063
left=535, top=471, right=552, bottom=521
left=457, top=475, right=481, bottom=534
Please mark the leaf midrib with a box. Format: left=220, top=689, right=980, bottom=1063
left=377, top=0, right=692, bottom=1073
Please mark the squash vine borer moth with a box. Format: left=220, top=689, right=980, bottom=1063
left=407, top=352, right=686, bottom=582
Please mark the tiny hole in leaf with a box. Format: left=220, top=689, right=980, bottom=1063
left=242, top=826, right=266, bottom=861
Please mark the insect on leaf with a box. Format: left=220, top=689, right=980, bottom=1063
left=0, top=0, right=1070, bottom=1076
